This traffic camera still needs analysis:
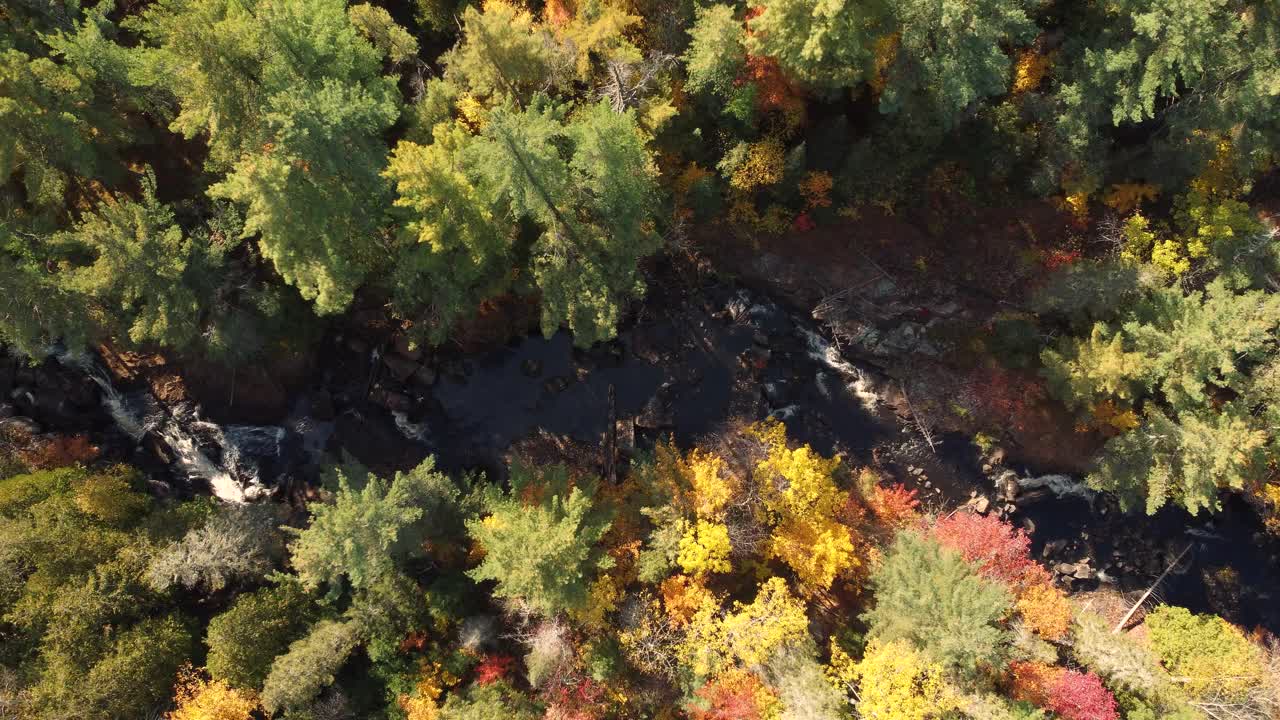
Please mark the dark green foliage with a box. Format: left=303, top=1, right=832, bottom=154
left=862, top=531, right=1011, bottom=682
left=261, top=619, right=362, bottom=715
left=464, top=99, right=662, bottom=345
left=0, top=465, right=198, bottom=720
left=137, top=0, right=404, bottom=314
left=206, top=580, right=317, bottom=691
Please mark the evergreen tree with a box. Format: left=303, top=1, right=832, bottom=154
left=863, top=532, right=1011, bottom=682
left=260, top=619, right=361, bottom=715
left=466, top=464, right=612, bottom=615
left=466, top=99, right=662, bottom=345
left=136, top=0, right=403, bottom=313
left=384, top=122, right=514, bottom=344
left=52, top=171, right=207, bottom=350
left=682, top=4, right=746, bottom=98
left=1042, top=279, right=1280, bottom=513
left=440, top=0, right=559, bottom=104
left=288, top=458, right=456, bottom=598
left=206, top=581, right=317, bottom=691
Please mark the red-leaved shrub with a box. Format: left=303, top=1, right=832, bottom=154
left=1010, top=662, right=1119, bottom=720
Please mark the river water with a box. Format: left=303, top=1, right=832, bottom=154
left=16, top=279, right=1279, bottom=633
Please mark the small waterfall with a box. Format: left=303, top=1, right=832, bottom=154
left=56, top=350, right=277, bottom=503
left=1017, top=473, right=1097, bottom=500
left=392, top=410, right=430, bottom=443
left=73, top=353, right=152, bottom=442
left=154, top=420, right=252, bottom=502
left=797, top=327, right=881, bottom=412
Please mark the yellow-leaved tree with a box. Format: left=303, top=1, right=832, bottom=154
left=680, top=577, right=809, bottom=678
left=168, top=667, right=259, bottom=720
left=750, top=421, right=857, bottom=592
left=837, top=639, right=959, bottom=720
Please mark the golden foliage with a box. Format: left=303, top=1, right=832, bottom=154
left=571, top=574, right=622, bottom=629
left=653, top=441, right=739, bottom=520
left=846, top=640, right=959, bottom=720
left=1103, top=183, right=1159, bottom=214
left=749, top=420, right=858, bottom=592
left=168, top=667, right=259, bottom=720
left=799, top=170, right=834, bottom=209
left=660, top=574, right=716, bottom=627
left=678, top=520, right=733, bottom=575
left=675, top=161, right=714, bottom=199
left=1189, top=135, right=1244, bottom=200
left=870, top=33, right=900, bottom=96
left=1090, top=399, right=1141, bottom=435
left=729, top=139, right=786, bottom=192
left=399, top=661, right=459, bottom=720
left=1012, top=48, right=1051, bottom=94
left=1061, top=191, right=1090, bottom=220
left=680, top=577, right=809, bottom=677
left=1016, top=581, right=1072, bottom=641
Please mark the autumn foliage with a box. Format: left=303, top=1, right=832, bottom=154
left=1009, top=662, right=1119, bottom=720
left=933, top=513, right=1072, bottom=639
left=167, top=667, right=259, bottom=720
left=691, top=669, right=780, bottom=720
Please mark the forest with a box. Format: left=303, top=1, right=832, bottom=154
left=3, top=0, right=1280, bottom=718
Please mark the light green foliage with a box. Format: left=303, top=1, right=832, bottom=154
left=465, top=99, right=661, bottom=345
left=138, top=0, right=401, bottom=314
left=347, top=3, right=419, bottom=65
left=439, top=681, right=542, bottom=720
left=1070, top=612, right=1189, bottom=713
left=1179, top=191, right=1278, bottom=290
left=1043, top=279, right=1280, bottom=513
left=52, top=171, right=205, bottom=348
left=288, top=458, right=455, bottom=597
left=1145, top=605, right=1267, bottom=703
left=746, top=0, right=888, bottom=88
left=1092, top=401, right=1269, bottom=514
left=441, top=1, right=558, bottom=103
left=467, top=464, right=613, bottom=615
left=385, top=123, right=514, bottom=344
left=747, top=0, right=1032, bottom=124
left=206, top=580, right=317, bottom=691
left=765, top=645, right=846, bottom=720
left=261, top=619, right=362, bottom=715
left=683, top=4, right=746, bottom=96
left=862, top=532, right=1011, bottom=681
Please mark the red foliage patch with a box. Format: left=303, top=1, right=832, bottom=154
left=933, top=512, right=1034, bottom=586
left=474, top=654, right=515, bottom=685
left=793, top=212, right=816, bottom=233
left=1044, top=248, right=1082, bottom=270
left=544, top=678, right=607, bottom=720
left=1010, top=662, right=1118, bottom=720
left=692, top=671, right=772, bottom=720
left=869, top=483, right=921, bottom=530
left=965, top=366, right=1047, bottom=432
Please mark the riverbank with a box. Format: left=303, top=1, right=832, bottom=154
left=3, top=246, right=1278, bottom=634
